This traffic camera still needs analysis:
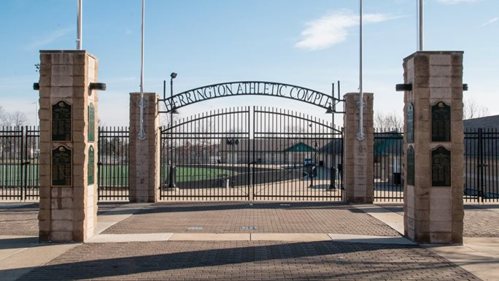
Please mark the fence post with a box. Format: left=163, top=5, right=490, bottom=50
left=477, top=128, right=483, bottom=202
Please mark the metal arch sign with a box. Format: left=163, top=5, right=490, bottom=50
left=159, top=81, right=334, bottom=113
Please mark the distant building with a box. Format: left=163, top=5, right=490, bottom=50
left=464, top=115, right=499, bottom=129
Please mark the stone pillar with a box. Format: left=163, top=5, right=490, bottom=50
left=402, top=51, right=464, bottom=244
left=38, top=50, right=99, bottom=242
left=129, top=93, right=160, bottom=203
left=343, top=93, right=374, bottom=204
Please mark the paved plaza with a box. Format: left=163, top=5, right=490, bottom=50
left=1, top=202, right=498, bottom=280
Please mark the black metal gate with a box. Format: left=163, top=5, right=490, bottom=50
left=98, top=126, right=130, bottom=201
left=160, top=107, right=343, bottom=201
left=465, top=128, right=499, bottom=202
left=0, top=126, right=39, bottom=200
left=373, top=129, right=404, bottom=202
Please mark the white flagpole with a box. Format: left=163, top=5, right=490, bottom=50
left=418, top=0, right=424, bottom=51
left=138, top=0, right=146, bottom=140
left=357, top=0, right=365, bottom=141
left=76, top=0, right=82, bottom=50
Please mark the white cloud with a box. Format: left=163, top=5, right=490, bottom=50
left=482, top=17, right=499, bottom=27
left=295, top=10, right=395, bottom=51
left=25, top=27, right=72, bottom=50
left=436, top=0, right=479, bottom=5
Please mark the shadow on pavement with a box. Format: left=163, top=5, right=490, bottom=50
left=7, top=240, right=477, bottom=281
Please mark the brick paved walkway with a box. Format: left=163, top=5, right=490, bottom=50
left=17, top=241, right=479, bottom=281
left=0, top=203, right=124, bottom=236
left=0, top=203, right=38, bottom=236
left=378, top=204, right=499, bottom=238
left=463, top=205, right=499, bottom=237
left=103, top=203, right=400, bottom=236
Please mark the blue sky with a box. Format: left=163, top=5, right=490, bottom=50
left=1, top=0, right=498, bottom=125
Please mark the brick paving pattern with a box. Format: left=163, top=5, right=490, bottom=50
left=0, top=203, right=125, bottom=236
left=463, top=205, right=499, bottom=237
left=378, top=204, right=499, bottom=238
left=18, top=241, right=479, bottom=281
left=0, top=203, right=39, bottom=236
left=103, top=203, right=400, bottom=236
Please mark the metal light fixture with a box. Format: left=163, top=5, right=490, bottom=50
left=396, top=84, right=413, bottom=92
left=326, top=103, right=334, bottom=114
left=89, top=82, right=107, bottom=91
left=167, top=72, right=178, bottom=189
left=170, top=72, right=179, bottom=114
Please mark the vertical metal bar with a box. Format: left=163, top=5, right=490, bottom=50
left=495, top=129, right=498, bottom=202
left=138, top=0, right=146, bottom=140
left=20, top=127, right=25, bottom=200
left=486, top=129, right=492, bottom=201
left=494, top=129, right=498, bottom=202
left=464, top=129, right=468, bottom=202
left=486, top=129, right=490, bottom=202
left=252, top=107, right=256, bottom=201
left=76, top=0, right=83, bottom=50
left=418, top=0, right=424, bottom=51
left=478, top=128, right=483, bottom=203
left=358, top=0, right=365, bottom=141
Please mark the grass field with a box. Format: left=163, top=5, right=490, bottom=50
left=161, top=166, right=235, bottom=183
left=1, top=164, right=233, bottom=187
left=0, top=164, right=39, bottom=185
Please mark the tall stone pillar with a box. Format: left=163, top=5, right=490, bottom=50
left=343, top=93, right=374, bottom=203
left=129, top=93, right=160, bottom=203
left=402, top=51, right=464, bottom=244
left=38, top=50, right=100, bottom=242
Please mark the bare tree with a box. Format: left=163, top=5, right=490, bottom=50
left=464, top=98, right=489, bottom=119
left=0, top=107, right=28, bottom=127
left=374, top=112, right=403, bottom=131
left=7, top=111, right=27, bottom=127
left=0, top=106, right=7, bottom=126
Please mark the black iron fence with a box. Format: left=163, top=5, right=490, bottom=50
left=98, top=126, right=130, bottom=201
left=0, top=126, right=129, bottom=201
left=464, top=128, right=499, bottom=203
left=373, top=129, right=404, bottom=202
left=0, top=126, right=39, bottom=200
left=2, top=125, right=498, bottom=203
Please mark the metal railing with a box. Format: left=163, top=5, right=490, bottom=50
left=0, top=126, right=130, bottom=201
left=373, top=129, right=404, bottom=202
left=2, top=126, right=498, bottom=203
left=464, top=128, right=499, bottom=202
left=0, top=126, right=39, bottom=201
left=98, top=126, right=130, bottom=201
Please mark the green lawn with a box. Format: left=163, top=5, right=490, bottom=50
left=0, top=164, right=39, bottom=185
left=1, top=164, right=232, bottom=187
left=98, top=165, right=129, bottom=187
left=161, top=166, right=234, bottom=183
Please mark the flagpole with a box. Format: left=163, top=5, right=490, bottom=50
left=138, top=0, right=146, bottom=140
left=418, top=0, right=424, bottom=51
left=76, top=0, right=82, bottom=50
left=357, top=0, right=365, bottom=141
